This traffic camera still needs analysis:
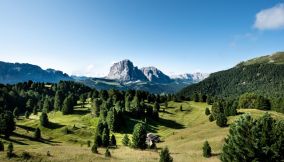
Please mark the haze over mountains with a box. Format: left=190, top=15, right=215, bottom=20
left=0, top=59, right=207, bottom=93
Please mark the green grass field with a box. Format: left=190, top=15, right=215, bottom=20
left=0, top=101, right=283, bottom=162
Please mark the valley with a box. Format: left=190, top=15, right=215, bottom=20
left=1, top=100, right=283, bottom=162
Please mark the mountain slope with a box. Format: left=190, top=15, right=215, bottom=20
left=0, top=61, right=72, bottom=84
left=106, top=59, right=148, bottom=81
left=177, top=52, right=284, bottom=112
left=140, top=66, right=172, bottom=83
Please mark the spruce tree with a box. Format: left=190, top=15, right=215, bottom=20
left=0, top=111, right=16, bottom=138
left=62, top=96, right=74, bottom=115
left=216, top=113, right=227, bottom=127
left=0, top=141, right=4, bottom=151
left=220, top=114, right=257, bottom=162
left=40, top=112, right=49, bottom=127
left=122, top=134, right=129, bottom=146
left=203, top=140, right=212, bottom=158
left=25, top=111, right=30, bottom=119
left=205, top=107, right=210, bottom=115
left=54, top=91, right=63, bottom=111
left=91, top=144, right=98, bottom=153
left=102, top=127, right=110, bottom=147
left=34, top=127, right=41, bottom=140
left=13, top=107, right=19, bottom=119
left=105, top=148, right=111, bottom=157
left=7, top=142, right=13, bottom=158
left=132, top=123, right=147, bottom=149
left=159, top=146, right=173, bottom=162
left=209, top=114, right=214, bottom=122
left=154, top=102, right=160, bottom=112
left=43, top=98, right=50, bottom=113
left=110, top=134, right=117, bottom=147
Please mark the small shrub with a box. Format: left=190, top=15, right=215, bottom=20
left=203, top=140, right=212, bottom=158
left=122, top=134, right=129, bottom=146
left=91, top=144, right=98, bottom=154
left=205, top=107, right=210, bottom=115
left=159, top=146, right=173, bottom=162
left=105, top=148, right=111, bottom=157
left=209, top=114, right=214, bottom=122
left=110, top=135, right=116, bottom=147
left=87, top=140, right=91, bottom=147
left=34, top=127, right=41, bottom=140
left=47, top=151, right=51, bottom=156
left=21, top=151, right=31, bottom=160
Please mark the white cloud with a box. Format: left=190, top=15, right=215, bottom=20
left=254, top=3, right=284, bottom=30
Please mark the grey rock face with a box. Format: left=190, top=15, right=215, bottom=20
left=106, top=60, right=147, bottom=81
left=140, top=67, right=172, bottom=83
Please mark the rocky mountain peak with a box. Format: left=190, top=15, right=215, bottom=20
left=106, top=59, right=147, bottom=81
left=140, top=66, right=172, bottom=83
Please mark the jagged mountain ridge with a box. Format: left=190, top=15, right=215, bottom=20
left=105, top=59, right=207, bottom=84
left=0, top=61, right=72, bottom=84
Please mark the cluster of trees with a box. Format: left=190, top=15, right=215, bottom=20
left=0, top=81, right=91, bottom=116
left=221, top=113, right=284, bottom=162
left=177, top=62, right=284, bottom=113
left=206, top=100, right=238, bottom=127
left=238, top=92, right=271, bottom=110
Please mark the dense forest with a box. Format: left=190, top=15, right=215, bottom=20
left=177, top=53, right=284, bottom=113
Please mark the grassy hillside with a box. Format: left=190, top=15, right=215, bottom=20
left=0, top=101, right=283, bottom=162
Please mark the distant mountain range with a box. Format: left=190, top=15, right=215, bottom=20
left=78, top=59, right=208, bottom=93
left=0, top=59, right=208, bottom=93
left=0, top=61, right=72, bottom=84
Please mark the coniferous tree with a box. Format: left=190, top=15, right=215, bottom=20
left=54, top=91, right=63, bottom=111
left=203, top=140, right=212, bottom=158
left=180, top=105, right=183, bottom=111
left=159, top=146, right=173, bottom=162
left=6, top=142, right=13, bottom=158
left=205, top=107, right=210, bottom=115
left=0, top=111, right=16, bottom=138
left=0, top=141, right=4, bottom=151
left=110, top=134, right=117, bottom=147
left=62, top=96, right=74, bottom=115
left=105, top=148, right=111, bottom=157
left=220, top=114, right=257, bottom=162
left=43, top=97, right=50, bottom=113
left=132, top=123, right=147, bottom=149
left=122, top=134, right=129, bottom=146
left=13, top=107, right=19, bottom=119
left=91, top=144, right=98, bottom=153
left=40, top=112, right=49, bottom=127
left=92, top=99, right=101, bottom=116
left=34, top=127, right=41, bottom=140
left=154, top=102, right=160, bottom=112
left=25, top=111, right=30, bottom=119
left=209, top=114, right=214, bottom=122
left=216, top=113, right=227, bottom=127
left=102, top=127, right=110, bottom=147
left=33, top=106, right=38, bottom=115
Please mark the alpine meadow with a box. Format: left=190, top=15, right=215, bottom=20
left=0, top=1, right=284, bottom=162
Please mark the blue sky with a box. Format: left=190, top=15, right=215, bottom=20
left=1, top=0, right=284, bottom=77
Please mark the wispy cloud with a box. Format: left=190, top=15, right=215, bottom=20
left=229, top=32, right=259, bottom=48
left=254, top=3, right=284, bottom=30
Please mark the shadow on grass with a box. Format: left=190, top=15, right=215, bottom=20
left=160, top=110, right=174, bottom=115
left=73, top=109, right=90, bottom=115
left=17, top=125, right=36, bottom=132
left=212, top=152, right=221, bottom=157
left=150, top=118, right=185, bottom=132
left=11, top=132, right=61, bottom=145
left=0, top=135, right=28, bottom=145
left=48, top=122, right=65, bottom=129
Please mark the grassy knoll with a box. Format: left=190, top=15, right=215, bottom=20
left=0, top=101, right=283, bottom=162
